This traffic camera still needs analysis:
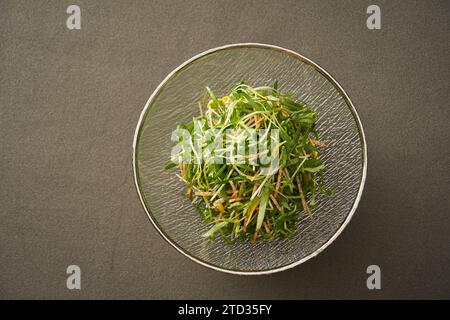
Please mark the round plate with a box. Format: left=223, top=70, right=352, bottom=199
left=133, top=43, right=367, bottom=275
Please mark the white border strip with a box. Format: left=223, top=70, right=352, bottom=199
left=132, top=43, right=368, bottom=275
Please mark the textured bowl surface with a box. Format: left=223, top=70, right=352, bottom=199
left=133, top=43, right=367, bottom=275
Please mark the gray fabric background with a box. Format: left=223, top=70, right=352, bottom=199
left=1, top=0, right=449, bottom=299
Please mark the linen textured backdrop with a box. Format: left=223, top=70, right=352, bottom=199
left=0, top=0, right=449, bottom=298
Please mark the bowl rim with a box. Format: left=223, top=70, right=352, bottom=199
left=132, top=43, right=367, bottom=275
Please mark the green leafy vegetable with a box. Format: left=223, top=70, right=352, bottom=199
left=256, top=187, right=270, bottom=232
left=202, top=221, right=229, bottom=238
left=166, top=82, right=332, bottom=242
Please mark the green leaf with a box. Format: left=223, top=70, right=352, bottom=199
left=319, top=187, right=334, bottom=196
left=302, top=164, right=324, bottom=173
left=206, top=86, right=220, bottom=107
left=164, top=162, right=177, bottom=170
left=202, top=221, right=229, bottom=238
left=256, top=187, right=270, bottom=231
left=273, top=80, right=279, bottom=91
left=310, top=192, right=316, bottom=208
left=283, top=97, right=305, bottom=111
left=280, top=148, right=288, bottom=168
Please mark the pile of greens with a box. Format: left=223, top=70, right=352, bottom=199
left=166, top=82, right=332, bottom=243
